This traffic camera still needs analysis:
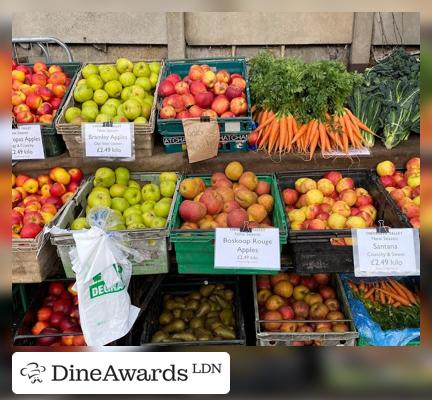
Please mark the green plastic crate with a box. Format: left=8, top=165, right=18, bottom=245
left=157, top=57, right=253, bottom=138
left=357, top=336, right=420, bottom=346
left=169, top=174, right=288, bottom=274
left=17, top=62, right=81, bottom=157
left=162, top=131, right=249, bottom=153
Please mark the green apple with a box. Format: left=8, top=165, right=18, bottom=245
left=111, top=197, right=130, bottom=213
left=121, top=87, right=132, bottom=102
left=140, top=200, right=155, bottom=213
left=132, top=204, right=142, bottom=211
left=93, top=89, right=108, bottom=105
left=160, top=172, right=177, bottom=183
left=133, top=61, right=151, bottom=77
left=76, top=78, right=87, bottom=86
left=149, top=62, right=161, bottom=74
left=115, top=166, right=130, bottom=185
left=150, top=216, right=166, bottom=229
left=144, top=94, right=154, bottom=105
left=65, top=107, right=81, bottom=123
left=134, top=117, right=147, bottom=124
left=142, top=183, right=160, bottom=202
left=149, top=72, right=159, bottom=88
left=81, top=107, right=98, bottom=122
left=71, top=217, right=90, bottom=230
left=142, top=211, right=156, bottom=227
left=100, top=103, right=117, bottom=118
left=113, top=115, right=128, bottom=122
left=128, top=96, right=145, bottom=108
left=116, top=104, right=126, bottom=117
left=86, top=206, right=92, bottom=215
left=135, top=77, right=152, bottom=92
left=111, top=209, right=125, bottom=222
left=109, top=183, right=127, bottom=197
left=87, top=190, right=112, bottom=208
left=141, top=103, right=152, bottom=119
left=104, top=80, right=123, bottom=98
left=127, top=222, right=146, bottom=229
left=86, top=74, right=104, bottom=90
left=119, top=72, right=136, bottom=87
left=123, top=99, right=142, bottom=120
left=128, top=179, right=140, bottom=189
left=109, top=223, right=126, bottom=231
left=105, top=98, right=122, bottom=109
left=91, top=186, right=110, bottom=196
left=116, top=57, right=134, bottom=73
left=123, top=206, right=142, bottom=218
left=95, top=113, right=111, bottom=122
left=74, top=84, right=93, bottom=103
left=82, top=64, right=99, bottom=78
left=99, top=65, right=119, bottom=82
left=159, top=180, right=176, bottom=198
left=125, top=213, right=143, bottom=226
left=94, top=167, right=115, bottom=187
left=129, top=85, right=145, bottom=98
left=123, top=187, right=141, bottom=205
left=82, top=100, right=99, bottom=109
left=154, top=199, right=171, bottom=218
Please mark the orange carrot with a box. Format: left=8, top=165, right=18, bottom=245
left=278, top=116, right=287, bottom=154
left=251, top=104, right=257, bottom=113
left=267, top=119, right=280, bottom=154
left=285, top=116, right=293, bottom=151
left=391, top=280, right=417, bottom=305
left=256, top=113, right=275, bottom=133
left=291, top=121, right=308, bottom=145
left=343, top=114, right=355, bottom=145
left=380, top=290, right=386, bottom=305
left=388, top=280, right=411, bottom=303
left=364, top=287, right=375, bottom=299
left=258, top=120, right=275, bottom=149
left=376, top=288, right=411, bottom=307
left=308, top=121, right=320, bottom=160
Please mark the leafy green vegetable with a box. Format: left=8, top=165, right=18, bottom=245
left=249, top=52, right=359, bottom=123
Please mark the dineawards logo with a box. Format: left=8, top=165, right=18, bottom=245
left=20, top=362, right=46, bottom=384
left=12, top=352, right=230, bottom=394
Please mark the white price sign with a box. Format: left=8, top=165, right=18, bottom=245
left=352, top=228, right=420, bottom=277
left=323, top=147, right=371, bottom=157
left=214, top=228, right=280, bottom=270
left=83, top=123, right=133, bottom=159
left=12, top=124, right=45, bottom=160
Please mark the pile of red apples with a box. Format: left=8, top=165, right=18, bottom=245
left=158, top=64, right=248, bottom=119
left=12, top=167, right=83, bottom=239
left=12, top=61, right=72, bottom=124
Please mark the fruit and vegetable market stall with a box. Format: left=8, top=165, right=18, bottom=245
left=12, top=40, right=420, bottom=347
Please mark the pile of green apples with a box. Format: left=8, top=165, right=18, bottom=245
left=70, top=167, right=177, bottom=231
left=64, top=58, right=160, bottom=124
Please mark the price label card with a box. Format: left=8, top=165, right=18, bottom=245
left=225, top=121, right=241, bottom=132
left=352, top=228, right=420, bottom=277
left=214, top=228, right=280, bottom=270
left=83, top=123, right=133, bottom=159
left=323, top=147, right=371, bottom=157
left=12, top=125, right=45, bottom=160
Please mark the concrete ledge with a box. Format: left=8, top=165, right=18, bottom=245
left=13, top=136, right=419, bottom=176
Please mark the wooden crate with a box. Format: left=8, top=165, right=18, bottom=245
left=55, top=60, right=163, bottom=157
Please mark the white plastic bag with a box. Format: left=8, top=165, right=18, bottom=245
left=69, top=207, right=141, bottom=346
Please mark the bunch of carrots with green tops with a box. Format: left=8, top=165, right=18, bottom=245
left=248, top=53, right=374, bottom=159
left=348, top=278, right=420, bottom=308
left=347, top=278, right=420, bottom=330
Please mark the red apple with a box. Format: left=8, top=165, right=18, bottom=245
left=195, top=91, right=214, bottom=109
left=211, top=95, right=230, bottom=115
left=225, top=85, right=243, bottom=101
left=160, top=105, right=176, bottom=119
left=20, top=223, right=43, bottom=238
left=230, top=97, right=247, bottom=116
left=166, top=73, right=181, bottom=85
left=182, top=93, right=195, bottom=108
left=189, top=105, right=204, bottom=118
left=174, top=81, right=190, bottom=95
left=190, top=81, right=207, bottom=96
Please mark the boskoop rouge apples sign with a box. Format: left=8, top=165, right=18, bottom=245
left=214, top=227, right=280, bottom=270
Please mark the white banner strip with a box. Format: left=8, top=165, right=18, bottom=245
left=13, top=352, right=230, bottom=394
